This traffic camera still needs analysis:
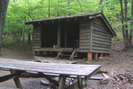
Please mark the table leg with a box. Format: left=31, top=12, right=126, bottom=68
left=58, top=75, right=67, bottom=89
left=10, top=70, right=23, bottom=89
left=77, top=76, right=83, bottom=89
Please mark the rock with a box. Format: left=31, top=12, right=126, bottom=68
left=41, top=78, right=50, bottom=85
left=100, top=78, right=109, bottom=85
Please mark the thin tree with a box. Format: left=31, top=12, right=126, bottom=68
left=130, top=0, right=133, bottom=47
left=100, top=0, right=103, bottom=13
left=119, top=0, right=132, bottom=50
left=48, top=0, right=50, bottom=17
left=0, top=0, right=9, bottom=54
left=68, top=0, right=70, bottom=15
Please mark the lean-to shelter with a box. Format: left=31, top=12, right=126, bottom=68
left=25, top=13, right=116, bottom=61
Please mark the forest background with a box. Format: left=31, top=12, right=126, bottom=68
left=2, top=0, right=133, bottom=51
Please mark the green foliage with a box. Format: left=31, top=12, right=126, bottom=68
left=4, top=0, right=133, bottom=43
left=4, top=0, right=102, bottom=41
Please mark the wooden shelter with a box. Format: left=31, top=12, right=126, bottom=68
left=25, top=13, right=116, bottom=61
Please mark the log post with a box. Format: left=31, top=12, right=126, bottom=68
left=87, top=52, right=92, bottom=61
left=57, top=23, right=61, bottom=48
left=99, top=53, right=103, bottom=58
left=94, top=53, right=98, bottom=60
left=33, top=51, right=36, bottom=56
left=103, top=54, right=107, bottom=57
left=57, top=52, right=60, bottom=56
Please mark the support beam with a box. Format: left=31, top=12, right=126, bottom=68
left=56, top=51, right=61, bottom=59
left=87, top=53, right=92, bottom=61
left=33, top=51, right=36, bottom=56
left=94, top=53, right=98, bottom=60
left=103, top=53, right=107, bottom=57
left=65, top=23, right=67, bottom=47
left=77, top=76, right=83, bottom=89
left=57, top=52, right=60, bottom=56
left=57, top=23, right=61, bottom=48
left=0, top=72, right=21, bottom=83
left=59, top=75, right=67, bottom=89
left=99, top=53, right=103, bottom=58
left=10, top=70, right=23, bottom=89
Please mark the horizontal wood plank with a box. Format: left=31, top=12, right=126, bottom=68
left=93, top=28, right=108, bottom=34
left=92, top=34, right=111, bottom=40
left=80, top=39, right=90, bottom=43
left=33, top=38, right=40, bottom=40
left=92, top=47, right=111, bottom=51
left=80, top=42, right=90, bottom=46
left=33, top=46, right=40, bottom=49
left=79, top=46, right=90, bottom=49
left=92, top=40, right=111, bottom=45
left=92, top=44, right=111, bottom=48
left=92, top=39, right=111, bottom=43
left=77, top=49, right=90, bottom=52
left=80, top=32, right=90, bottom=36
left=0, top=58, right=101, bottom=76
left=80, top=36, right=90, bottom=39
left=91, top=50, right=110, bottom=53
left=80, top=30, right=90, bottom=33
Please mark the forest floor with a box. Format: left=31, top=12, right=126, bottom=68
left=0, top=40, right=133, bottom=89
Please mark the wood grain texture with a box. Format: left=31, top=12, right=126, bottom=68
left=0, top=58, right=100, bottom=76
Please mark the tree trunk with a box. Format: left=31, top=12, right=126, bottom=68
left=119, top=0, right=125, bottom=39
left=0, top=0, right=9, bottom=54
left=123, top=0, right=129, bottom=50
left=119, top=0, right=132, bottom=51
left=130, top=0, right=133, bottom=48
left=68, top=0, right=70, bottom=16
left=48, top=0, right=50, bottom=18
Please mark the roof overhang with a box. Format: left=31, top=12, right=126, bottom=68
left=25, top=12, right=116, bottom=37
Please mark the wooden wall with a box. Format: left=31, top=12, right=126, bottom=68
left=91, top=18, right=112, bottom=53
left=79, top=20, right=91, bottom=51
left=32, top=24, right=41, bottom=51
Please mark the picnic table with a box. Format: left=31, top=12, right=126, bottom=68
left=0, top=58, right=101, bottom=89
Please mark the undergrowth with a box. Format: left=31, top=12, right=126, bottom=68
left=2, top=39, right=32, bottom=51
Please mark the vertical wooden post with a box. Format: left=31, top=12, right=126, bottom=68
left=87, top=52, right=92, bottom=61
left=57, top=52, right=60, bottom=56
left=94, top=53, right=98, bottom=60
left=59, top=75, right=67, bottom=89
left=99, top=53, right=103, bottom=58
left=103, top=53, right=107, bottom=57
left=77, top=76, right=83, bottom=89
left=65, top=23, right=67, bottom=47
left=57, top=23, right=61, bottom=48
left=33, top=51, right=36, bottom=56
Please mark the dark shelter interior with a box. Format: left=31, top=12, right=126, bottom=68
left=41, top=21, right=80, bottom=48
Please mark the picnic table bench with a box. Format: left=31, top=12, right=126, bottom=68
left=0, top=58, right=101, bottom=89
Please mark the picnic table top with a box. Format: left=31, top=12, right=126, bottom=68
left=0, top=58, right=101, bottom=76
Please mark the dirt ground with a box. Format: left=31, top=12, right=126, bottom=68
left=0, top=41, right=133, bottom=89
